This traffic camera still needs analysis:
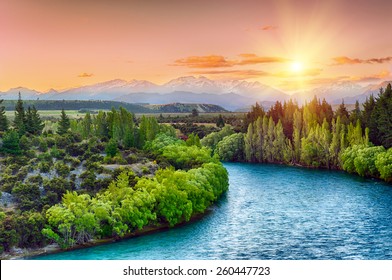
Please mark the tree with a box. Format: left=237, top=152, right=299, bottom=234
left=81, top=112, right=92, bottom=139
left=0, top=99, right=8, bottom=132
left=105, top=138, right=118, bottom=157
left=1, top=130, right=21, bottom=155
left=26, top=106, right=44, bottom=135
left=14, top=92, right=26, bottom=136
left=57, top=109, right=70, bottom=135
left=362, top=94, right=375, bottom=132
left=370, top=83, right=392, bottom=148
left=215, top=133, right=245, bottom=161
left=186, top=133, right=201, bottom=147
left=191, top=108, right=199, bottom=117
left=350, top=100, right=361, bottom=124
left=216, top=114, right=225, bottom=128
left=335, top=100, right=350, bottom=125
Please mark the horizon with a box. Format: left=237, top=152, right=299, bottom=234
left=1, top=0, right=392, bottom=93
left=2, top=75, right=392, bottom=95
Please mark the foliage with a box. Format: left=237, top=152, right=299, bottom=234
left=215, top=133, right=245, bottom=162
left=1, top=130, right=21, bottom=155
left=57, top=109, right=71, bottom=135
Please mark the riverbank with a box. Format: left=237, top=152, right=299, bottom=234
left=1, top=209, right=212, bottom=260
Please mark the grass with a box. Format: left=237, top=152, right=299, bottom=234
left=5, top=110, right=104, bottom=120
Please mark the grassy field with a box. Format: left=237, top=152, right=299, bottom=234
left=5, top=110, right=245, bottom=120
left=5, top=110, right=98, bottom=120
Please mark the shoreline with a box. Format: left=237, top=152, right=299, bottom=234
left=1, top=209, right=212, bottom=260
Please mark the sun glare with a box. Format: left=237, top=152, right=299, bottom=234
left=291, top=61, right=303, bottom=73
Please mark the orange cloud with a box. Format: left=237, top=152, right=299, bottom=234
left=333, top=56, right=392, bottom=65
left=259, top=25, right=278, bottom=31
left=171, top=55, right=235, bottom=68
left=172, top=54, right=288, bottom=68
left=238, top=54, right=288, bottom=65
left=350, top=70, right=390, bottom=82
left=78, top=72, right=94, bottom=78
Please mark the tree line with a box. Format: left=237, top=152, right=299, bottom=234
left=205, top=84, right=392, bottom=182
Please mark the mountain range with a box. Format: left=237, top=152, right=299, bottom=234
left=1, top=76, right=390, bottom=111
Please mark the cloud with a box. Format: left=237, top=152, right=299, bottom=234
left=190, top=69, right=269, bottom=78
left=350, top=70, right=390, bottom=82
left=171, top=55, right=235, bottom=68
left=237, top=54, right=288, bottom=65
left=332, top=56, right=392, bottom=65
left=78, top=72, right=94, bottom=78
left=172, top=54, right=288, bottom=68
left=259, top=25, right=278, bottom=31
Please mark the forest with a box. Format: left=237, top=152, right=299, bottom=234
left=0, top=94, right=228, bottom=254
left=0, top=83, right=391, bottom=256
left=202, top=83, right=392, bottom=182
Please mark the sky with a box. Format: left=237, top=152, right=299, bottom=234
left=1, top=0, right=392, bottom=92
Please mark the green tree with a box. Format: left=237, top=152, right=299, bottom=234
left=371, top=83, right=392, bottom=148
left=14, top=92, right=26, bottom=136
left=1, top=130, right=21, bottom=155
left=26, top=106, right=44, bottom=135
left=105, top=138, right=118, bottom=157
left=335, top=100, right=350, bottom=125
left=57, top=109, right=70, bottom=135
left=82, top=112, right=92, bottom=139
left=186, top=133, right=201, bottom=147
left=215, top=133, right=245, bottom=161
left=0, top=99, right=8, bottom=132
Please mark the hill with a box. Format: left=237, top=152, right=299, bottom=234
left=144, top=103, right=228, bottom=113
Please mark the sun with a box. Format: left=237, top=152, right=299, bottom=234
left=291, top=61, right=303, bottom=73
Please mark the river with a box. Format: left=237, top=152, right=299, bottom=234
left=33, top=163, right=392, bottom=260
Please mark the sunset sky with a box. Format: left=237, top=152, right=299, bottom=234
left=1, top=0, right=392, bottom=92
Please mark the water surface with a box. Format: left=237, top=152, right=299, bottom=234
left=34, top=163, right=392, bottom=260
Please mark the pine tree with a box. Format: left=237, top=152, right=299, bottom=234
left=14, top=92, right=26, bottom=136
left=25, top=106, right=34, bottom=134
left=350, top=100, right=361, bottom=124
left=371, top=83, right=392, bottom=148
left=335, top=100, right=350, bottom=125
left=1, top=130, right=21, bottom=155
left=31, top=106, right=44, bottom=135
left=362, top=94, right=375, bottom=131
left=0, top=99, right=9, bottom=132
left=57, top=109, right=70, bottom=135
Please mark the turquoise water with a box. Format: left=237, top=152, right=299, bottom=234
left=33, top=163, right=392, bottom=260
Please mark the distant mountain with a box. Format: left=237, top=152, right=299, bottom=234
left=47, top=79, right=159, bottom=100
left=1, top=100, right=155, bottom=113
left=4, top=77, right=392, bottom=111
left=332, top=80, right=392, bottom=104
left=293, top=81, right=365, bottom=104
left=162, top=76, right=288, bottom=101
left=0, top=87, right=42, bottom=100
left=144, top=103, right=228, bottom=113
left=114, top=91, right=260, bottom=111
